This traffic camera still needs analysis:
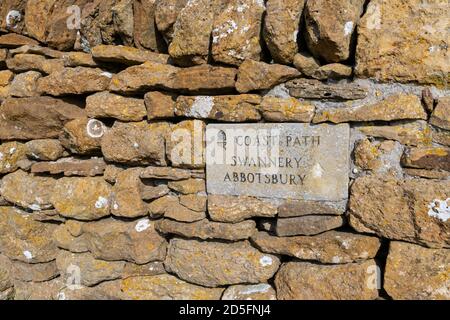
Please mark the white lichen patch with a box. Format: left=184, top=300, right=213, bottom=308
left=100, top=71, right=113, bottom=78
left=9, top=147, right=16, bottom=154
left=6, top=10, right=21, bottom=28
left=23, top=250, right=33, bottom=260
left=344, top=21, right=354, bottom=36
left=427, top=198, right=450, bottom=222
left=259, top=256, right=273, bottom=267
left=135, top=218, right=151, bottom=233
left=240, top=283, right=271, bottom=295
left=94, top=196, right=109, bottom=209
left=332, top=256, right=341, bottom=263
left=29, top=204, right=41, bottom=211
left=188, top=96, right=214, bottom=118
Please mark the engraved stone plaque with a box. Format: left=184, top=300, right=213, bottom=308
left=206, top=123, right=350, bottom=201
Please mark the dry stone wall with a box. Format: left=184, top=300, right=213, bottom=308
left=0, top=0, right=449, bottom=300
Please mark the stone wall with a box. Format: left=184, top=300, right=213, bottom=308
left=0, top=0, right=449, bottom=300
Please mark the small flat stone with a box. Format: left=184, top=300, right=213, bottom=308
left=145, top=91, right=176, bottom=120
left=86, top=91, right=146, bottom=121
left=278, top=200, right=346, bottom=217
left=430, top=97, right=450, bottom=130
left=252, top=231, right=381, bottom=264
left=276, top=215, right=345, bottom=236
left=236, top=60, right=300, bottom=93
left=31, top=158, right=107, bottom=177
left=259, top=96, right=315, bottom=122
left=313, top=94, right=427, bottom=123
left=155, top=219, right=257, bottom=241
left=175, top=95, right=261, bottom=122
left=92, top=44, right=170, bottom=65
left=25, top=139, right=65, bottom=161
left=357, top=120, right=432, bottom=147
left=208, top=195, right=277, bottom=223
left=121, top=274, right=224, bottom=300
left=402, top=146, right=450, bottom=171
left=286, top=78, right=368, bottom=100
left=37, top=67, right=111, bottom=96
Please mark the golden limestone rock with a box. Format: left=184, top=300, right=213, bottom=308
left=165, top=239, right=280, bottom=287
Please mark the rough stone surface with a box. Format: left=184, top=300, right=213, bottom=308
left=430, top=97, right=450, bottom=130
left=111, top=168, right=147, bottom=218
left=37, top=67, right=111, bottom=96
left=349, top=175, right=450, bottom=248
left=208, top=195, right=277, bottom=223
left=384, top=241, right=450, bottom=300
left=165, top=239, right=280, bottom=287
left=0, top=141, right=28, bottom=174
left=175, top=95, right=261, bottom=122
left=133, top=0, right=162, bottom=51
left=31, top=158, right=106, bottom=177
left=314, top=94, right=427, bottom=123
left=278, top=200, right=346, bottom=217
left=170, top=65, right=237, bottom=94
left=60, top=118, right=105, bottom=154
left=276, top=215, right=345, bottom=237
left=168, top=0, right=215, bottom=66
left=121, top=274, right=224, bottom=300
left=156, top=219, right=257, bottom=241
left=91, top=45, right=169, bottom=65
left=0, top=207, right=58, bottom=263
left=51, top=177, right=112, bottom=220
left=0, top=170, right=55, bottom=210
left=286, top=78, right=368, bottom=100
left=109, top=61, right=177, bottom=94
left=0, top=97, right=85, bottom=140
left=25, top=139, right=65, bottom=161
left=259, top=97, right=315, bottom=122
left=149, top=195, right=206, bottom=222
left=86, top=91, right=147, bottom=121
left=145, top=91, right=176, bottom=120
left=155, top=0, right=188, bottom=44
left=6, top=53, right=64, bottom=74
left=81, top=218, right=168, bottom=264
left=236, top=60, right=300, bottom=93
left=402, top=146, right=450, bottom=172
left=263, top=0, right=305, bottom=65
left=356, top=0, right=449, bottom=87
left=252, top=231, right=381, bottom=264
left=275, top=260, right=379, bottom=300
left=101, top=121, right=167, bottom=165
left=56, top=251, right=125, bottom=287
left=211, top=0, right=265, bottom=66
left=357, top=121, right=433, bottom=147
left=313, top=63, right=353, bottom=80
left=304, top=0, right=365, bottom=63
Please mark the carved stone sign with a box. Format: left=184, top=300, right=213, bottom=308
left=206, top=123, right=350, bottom=201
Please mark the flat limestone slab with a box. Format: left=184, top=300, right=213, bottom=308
left=206, top=123, right=350, bottom=201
